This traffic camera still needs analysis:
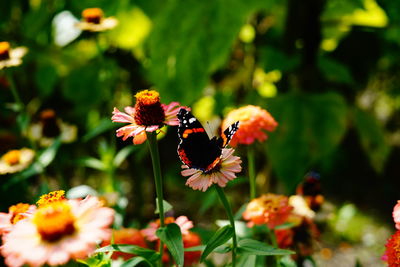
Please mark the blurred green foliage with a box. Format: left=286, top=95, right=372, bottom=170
left=1, top=0, right=400, bottom=226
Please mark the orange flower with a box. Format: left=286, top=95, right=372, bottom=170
left=183, top=232, right=201, bottom=266
left=222, top=105, right=277, bottom=147
left=242, top=193, right=293, bottom=228
left=383, top=231, right=400, bottom=266
left=75, top=8, right=118, bottom=32
left=112, top=90, right=187, bottom=145
left=1, top=196, right=114, bottom=267
left=101, top=228, right=147, bottom=260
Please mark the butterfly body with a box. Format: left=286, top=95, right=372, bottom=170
left=177, top=109, right=239, bottom=172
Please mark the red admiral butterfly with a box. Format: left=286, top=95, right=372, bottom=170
left=177, top=108, right=239, bottom=173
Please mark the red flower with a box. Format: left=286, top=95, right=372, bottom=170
left=101, top=228, right=147, bottom=260
left=383, top=231, right=400, bottom=266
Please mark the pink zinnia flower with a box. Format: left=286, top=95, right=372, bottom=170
left=1, top=196, right=114, bottom=267
left=393, top=201, right=400, bottom=230
left=181, top=148, right=242, bottom=192
left=141, top=216, right=193, bottom=242
left=221, top=105, right=278, bottom=147
left=0, top=203, right=35, bottom=235
left=112, top=90, right=186, bottom=145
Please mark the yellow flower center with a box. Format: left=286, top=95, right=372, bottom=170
left=0, top=42, right=10, bottom=60
left=9, top=203, right=30, bottom=224
left=39, top=109, right=61, bottom=138
left=37, top=190, right=66, bottom=207
left=135, top=90, right=160, bottom=105
left=82, top=8, right=104, bottom=24
left=33, top=201, right=76, bottom=242
left=134, top=90, right=165, bottom=126
left=2, top=150, right=21, bottom=166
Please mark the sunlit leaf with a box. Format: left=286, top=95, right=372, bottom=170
left=237, top=239, right=294, bottom=256
left=156, top=223, right=184, bottom=266
left=201, top=225, right=233, bottom=262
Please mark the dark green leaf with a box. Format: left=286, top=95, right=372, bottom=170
left=184, top=245, right=205, bottom=252
left=120, top=257, right=152, bottom=267
left=156, top=223, right=184, bottom=266
left=267, top=92, right=348, bottom=191
left=237, top=239, right=294, bottom=256
left=83, top=118, right=116, bottom=142
left=353, top=108, right=390, bottom=172
left=201, top=225, right=233, bottom=262
left=35, top=63, right=58, bottom=97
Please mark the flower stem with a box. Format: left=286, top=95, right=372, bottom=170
left=215, top=185, right=237, bottom=267
left=146, top=131, right=165, bottom=266
left=247, top=146, right=256, bottom=199
left=5, top=69, right=23, bottom=111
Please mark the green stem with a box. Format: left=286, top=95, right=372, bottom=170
left=247, top=146, right=256, bottom=199
left=215, top=186, right=237, bottom=267
left=266, top=227, right=278, bottom=267
left=146, top=131, right=165, bottom=267
left=5, top=69, right=23, bottom=111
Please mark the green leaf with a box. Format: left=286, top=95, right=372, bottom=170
left=353, top=107, right=390, bottom=173
left=318, top=56, right=354, bottom=84
left=237, top=239, right=294, bottom=256
left=237, top=254, right=257, bottom=267
left=154, top=198, right=173, bottom=214
left=120, top=257, right=152, bottom=267
left=35, top=63, right=58, bottom=97
left=96, top=244, right=159, bottom=261
left=184, top=245, right=205, bottom=252
left=83, top=118, right=116, bottom=142
left=156, top=223, right=184, bottom=266
left=216, top=220, right=251, bottom=238
left=37, top=139, right=61, bottom=167
left=78, top=157, right=106, bottom=171
left=201, top=225, right=234, bottom=262
left=148, top=0, right=270, bottom=103
left=114, top=146, right=137, bottom=167
left=267, top=92, right=348, bottom=191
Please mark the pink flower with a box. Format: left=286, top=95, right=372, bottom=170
left=0, top=203, right=36, bottom=235
left=141, top=216, right=193, bottom=242
left=1, top=196, right=114, bottom=267
left=393, top=201, right=400, bottom=230
left=112, top=90, right=186, bottom=145
left=181, top=148, right=242, bottom=192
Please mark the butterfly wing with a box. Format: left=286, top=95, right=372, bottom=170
left=216, top=121, right=239, bottom=148
left=177, top=109, right=222, bottom=172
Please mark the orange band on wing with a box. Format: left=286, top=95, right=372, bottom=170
left=182, top=128, right=205, bottom=138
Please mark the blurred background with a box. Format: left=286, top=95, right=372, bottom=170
left=1, top=0, right=400, bottom=266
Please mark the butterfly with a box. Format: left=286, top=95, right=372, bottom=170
left=177, top=108, right=239, bottom=173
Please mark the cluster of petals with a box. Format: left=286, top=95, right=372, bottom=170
left=141, top=215, right=193, bottom=242
left=222, top=105, right=278, bottom=147
left=0, top=203, right=36, bottom=235
left=0, top=148, right=35, bottom=175
left=1, top=195, right=114, bottom=267
left=0, top=41, right=27, bottom=70
left=243, top=193, right=293, bottom=229
left=181, top=148, right=242, bottom=192
left=75, top=8, right=118, bottom=32
left=141, top=216, right=201, bottom=266
left=383, top=201, right=400, bottom=266
left=112, top=90, right=185, bottom=145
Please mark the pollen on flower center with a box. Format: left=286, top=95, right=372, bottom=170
left=9, top=203, right=30, bottom=224
left=0, top=42, right=10, bottom=60
left=82, top=8, right=104, bottom=24
left=134, top=90, right=165, bottom=126
left=2, top=150, right=21, bottom=166
left=33, top=201, right=76, bottom=242
left=37, top=190, right=66, bottom=207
